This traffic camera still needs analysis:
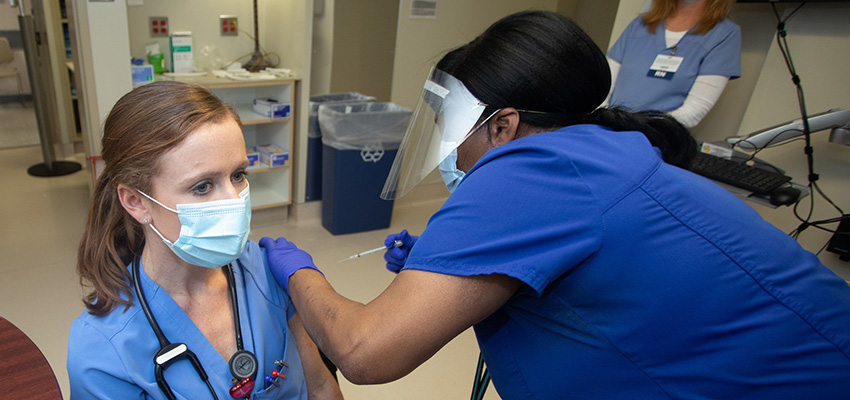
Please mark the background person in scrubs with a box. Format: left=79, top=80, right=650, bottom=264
left=68, top=81, right=342, bottom=399
left=605, top=0, right=741, bottom=128
left=262, top=10, right=850, bottom=399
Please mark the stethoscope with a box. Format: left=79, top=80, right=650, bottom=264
left=132, top=255, right=259, bottom=399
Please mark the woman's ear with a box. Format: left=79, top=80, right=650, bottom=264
left=487, top=108, right=521, bottom=146
left=117, top=183, right=150, bottom=224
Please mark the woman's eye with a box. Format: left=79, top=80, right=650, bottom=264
left=192, top=182, right=212, bottom=195
left=233, top=170, right=247, bottom=183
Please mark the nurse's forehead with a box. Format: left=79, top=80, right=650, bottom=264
left=154, top=120, right=246, bottom=176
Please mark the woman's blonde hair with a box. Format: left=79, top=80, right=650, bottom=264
left=642, top=0, right=735, bottom=35
left=77, top=81, right=240, bottom=316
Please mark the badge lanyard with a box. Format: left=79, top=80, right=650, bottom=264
left=132, top=256, right=259, bottom=399
left=648, top=30, right=687, bottom=80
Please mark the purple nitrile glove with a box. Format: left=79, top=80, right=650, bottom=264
left=383, top=229, right=418, bottom=273
left=259, top=236, right=323, bottom=296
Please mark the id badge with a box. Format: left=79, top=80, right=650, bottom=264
left=647, top=55, right=684, bottom=80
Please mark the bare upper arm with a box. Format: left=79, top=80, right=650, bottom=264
left=340, top=268, right=521, bottom=382
left=288, top=313, right=343, bottom=399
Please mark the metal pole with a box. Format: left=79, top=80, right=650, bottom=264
left=16, top=5, right=81, bottom=177
left=19, top=14, right=54, bottom=169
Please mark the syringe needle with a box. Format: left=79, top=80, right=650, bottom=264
left=338, top=240, right=403, bottom=263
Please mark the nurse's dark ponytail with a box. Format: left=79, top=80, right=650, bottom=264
left=585, top=108, right=697, bottom=168
left=436, top=10, right=696, bottom=167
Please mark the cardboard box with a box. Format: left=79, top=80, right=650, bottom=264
left=253, top=98, right=291, bottom=119
left=170, top=32, right=194, bottom=73
left=254, top=144, right=289, bottom=167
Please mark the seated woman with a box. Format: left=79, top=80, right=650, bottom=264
left=67, top=81, right=342, bottom=400
left=605, top=0, right=741, bottom=128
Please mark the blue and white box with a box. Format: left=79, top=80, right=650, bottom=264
left=253, top=98, right=291, bottom=119
left=254, top=144, right=289, bottom=167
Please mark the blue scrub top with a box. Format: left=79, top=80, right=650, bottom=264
left=608, top=16, right=741, bottom=113
left=68, top=241, right=308, bottom=400
left=404, top=125, right=850, bottom=399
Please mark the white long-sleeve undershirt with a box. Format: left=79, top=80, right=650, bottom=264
left=603, top=58, right=729, bottom=128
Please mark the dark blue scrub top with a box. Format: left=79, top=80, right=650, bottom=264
left=405, top=125, right=850, bottom=399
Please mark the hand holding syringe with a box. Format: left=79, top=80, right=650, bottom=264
left=338, top=240, right=403, bottom=263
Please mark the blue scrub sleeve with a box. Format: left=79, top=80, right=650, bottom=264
left=67, top=320, right=144, bottom=399
left=404, top=135, right=604, bottom=296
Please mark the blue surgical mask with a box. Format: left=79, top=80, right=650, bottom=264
left=438, top=149, right=466, bottom=193
left=138, top=185, right=251, bottom=269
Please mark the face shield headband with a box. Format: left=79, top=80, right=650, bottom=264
left=381, top=68, right=493, bottom=200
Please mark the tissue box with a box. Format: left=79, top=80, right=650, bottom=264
left=246, top=150, right=260, bottom=168
left=254, top=144, right=289, bottom=167
left=170, top=32, right=194, bottom=73
left=253, top=98, right=291, bottom=119
left=131, top=64, right=154, bottom=86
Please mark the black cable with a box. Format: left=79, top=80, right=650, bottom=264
left=768, top=3, right=847, bottom=245
left=470, top=352, right=491, bottom=400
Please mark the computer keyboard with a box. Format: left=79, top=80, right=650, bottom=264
left=687, top=151, right=792, bottom=194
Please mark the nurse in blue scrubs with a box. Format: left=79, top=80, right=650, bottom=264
left=260, top=10, right=850, bottom=400
left=605, top=0, right=741, bottom=128
left=67, top=81, right=342, bottom=400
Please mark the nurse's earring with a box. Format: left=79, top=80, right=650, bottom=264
left=142, top=218, right=148, bottom=224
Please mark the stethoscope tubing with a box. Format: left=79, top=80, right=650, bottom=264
left=132, top=255, right=252, bottom=400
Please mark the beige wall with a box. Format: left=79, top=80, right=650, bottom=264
left=311, top=0, right=334, bottom=96
left=124, top=0, right=311, bottom=75
left=327, top=0, right=398, bottom=101
left=569, top=0, right=621, bottom=51
left=72, top=0, right=132, bottom=160
left=390, top=0, right=559, bottom=111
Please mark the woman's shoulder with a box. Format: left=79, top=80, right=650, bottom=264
left=68, top=302, right=146, bottom=357
left=71, top=287, right=144, bottom=331
left=236, top=240, right=266, bottom=275
left=234, top=241, right=291, bottom=309
left=626, top=14, right=652, bottom=33
left=710, top=18, right=742, bottom=36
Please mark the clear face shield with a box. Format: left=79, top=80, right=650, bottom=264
left=381, top=68, right=493, bottom=200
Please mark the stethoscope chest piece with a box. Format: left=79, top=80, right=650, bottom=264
left=230, top=349, right=258, bottom=380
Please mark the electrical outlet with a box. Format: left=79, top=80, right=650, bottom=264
left=150, top=16, right=168, bottom=37
left=220, top=15, right=238, bottom=36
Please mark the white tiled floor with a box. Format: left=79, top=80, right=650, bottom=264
left=0, top=102, right=40, bottom=148
left=0, top=110, right=499, bottom=398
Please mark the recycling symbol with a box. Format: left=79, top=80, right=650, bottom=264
left=360, top=143, right=385, bottom=163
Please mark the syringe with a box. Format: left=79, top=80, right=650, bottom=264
left=338, top=240, right=403, bottom=263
